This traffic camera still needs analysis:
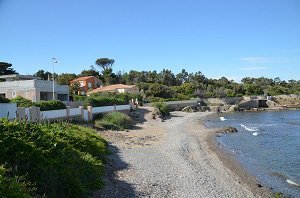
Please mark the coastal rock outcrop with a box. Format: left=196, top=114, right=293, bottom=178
left=221, top=126, right=238, bottom=133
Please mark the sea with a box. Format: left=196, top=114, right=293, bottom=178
left=204, top=110, right=300, bottom=197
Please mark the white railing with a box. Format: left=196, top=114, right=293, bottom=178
left=0, top=103, right=130, bottom=122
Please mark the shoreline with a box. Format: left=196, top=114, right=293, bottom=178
left=95, top=108, right=274, bottom=197
left=200, top=117, right=273, bottom=197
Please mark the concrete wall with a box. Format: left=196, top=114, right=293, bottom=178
left=0, top=104, right=130, bottom=122
left=0, top=79, right=69, bottom=101
left=0, top=103, right=17, bottom=120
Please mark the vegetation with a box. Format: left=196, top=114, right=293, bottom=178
left=0, top=62, right=18, bottom=76
left=2, top=59, right=300, bottom=103
left=0, top=96, right=10, bottom=103
left=10, top=96, right=66, bottom=111
left=0, top=119, right=108, bottom=197
left=0, top=165, right=34, bottom=197
left=94, top=112, right=133, bottom=130
left=153, top=102, right=171, bottom=117
left=74, top=92, right=142, bottom=108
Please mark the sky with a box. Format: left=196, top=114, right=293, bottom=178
left=0, top=0, right=299, bottom=82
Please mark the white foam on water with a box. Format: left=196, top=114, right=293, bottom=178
left=220, top=117, right=227, bottom=121
left=240, top=124, right=259, bottom=132
left=286, top=179, right=300, bottom=187
left=252, top=132, right=259, bottom=136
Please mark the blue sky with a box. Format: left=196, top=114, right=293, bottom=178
left=0, top=0, right=299, bottom=82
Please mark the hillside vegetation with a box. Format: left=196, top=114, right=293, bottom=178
left=0, top=119, right=108, bottom=197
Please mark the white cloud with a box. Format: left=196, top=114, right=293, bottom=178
left=238, top=56, right=300, bottom=64
left=239, top=57, right=270, bottom=64
left=239, top=66, right=269, bottom=71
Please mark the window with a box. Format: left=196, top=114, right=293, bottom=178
left=88, top=82, right=92, bottom=88
left=79, top=81, right=84, bottom=87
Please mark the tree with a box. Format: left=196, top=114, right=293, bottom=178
left=34, top=70, right=52, bottom=80
left=70, top=82, right=81, bottom=95
left=57, top=73, right=77, bottom=85
left=176, top=69, right=189, bottom=85
left=78, top=65, right=101, bottom=77
left=0, top=62, right=18, bottom=75
left=159, top=69, right=177, bottom=86
left=95, top=58, right=115, bottom=71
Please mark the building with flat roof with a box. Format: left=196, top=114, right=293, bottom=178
left=0, top=78, right=69, bottom=102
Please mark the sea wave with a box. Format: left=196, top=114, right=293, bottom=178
left=286, top=179, right=300, bottom=187
left=240, top=124, right=259, bottom=132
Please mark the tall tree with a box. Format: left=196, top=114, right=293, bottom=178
left=176, top=69, right=189, bottom=85
left=95, top=58, right=115, bottom=71
left=0, top=62, right=18, bottom=75
left=95, top=58, right=116, bottom=85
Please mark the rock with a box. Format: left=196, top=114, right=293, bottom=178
left=228, top=105, right=239, bottom=112
left=152, top=108, right=162, bottom=119
left=222, top=126, right=238, bottom=133
left=266, top=100, right=279, bottom=108
left=182, top=106, right=195, bottom=113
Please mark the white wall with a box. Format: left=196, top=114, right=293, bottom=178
left=0, top=104, right=130, bottom=121
left=0, top=103, right=17, bottom=120
left=40, top=109, right=67, bottom=119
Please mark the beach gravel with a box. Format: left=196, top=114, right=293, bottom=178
left=94, top=108, right=270, bottom=198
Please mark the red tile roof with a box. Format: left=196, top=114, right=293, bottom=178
left=70, top=76, right=95, bottom=82
left=87, top=84, right=136, bottom=94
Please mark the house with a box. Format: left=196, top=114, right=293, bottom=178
left=0, top=74, right=69, bottom=101
left=87, top=84, right=139, bottom=95
left=70, top=76, right=103, bottom=95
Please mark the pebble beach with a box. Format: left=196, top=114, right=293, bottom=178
left=94, top=107, right=272, bottom=198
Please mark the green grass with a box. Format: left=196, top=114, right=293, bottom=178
left=94, top=112, right=133, bottom=130
left=0, top=119, right=108, bottom=197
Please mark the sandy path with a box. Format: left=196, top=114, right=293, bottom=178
left=95, top=108, right=271, bottom=198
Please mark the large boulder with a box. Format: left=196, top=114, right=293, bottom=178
left=228, top=105, right=239, bottom=112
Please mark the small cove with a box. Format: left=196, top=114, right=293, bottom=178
left=205, top=110, right=300, bottom=197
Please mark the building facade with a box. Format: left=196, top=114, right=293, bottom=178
left=70, top=76, right=103, bottom=95
left=0, top=79, right=69, bottom=102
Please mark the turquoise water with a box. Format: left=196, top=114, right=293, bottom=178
left=205, top=110, right=300, bottom=197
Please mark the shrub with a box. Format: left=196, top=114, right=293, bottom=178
left=10, top=96, right=66, bottom=111
left=35, top=100, right=66, bottom=111
left=0, top=119, right=108, bottom=197
left=0, top=96, right=10, bottom=103
left=10, top=96, right=33, bottom=107
left=0, top=165, right=34, bottom=197
left=84, top=93, right=141, bottom=107
left=153, top=102, right=170, bottom=116
left=94, top=112, right=133, bottom=130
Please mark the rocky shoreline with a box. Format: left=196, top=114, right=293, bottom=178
left=94, top=107, right=272, bottom=197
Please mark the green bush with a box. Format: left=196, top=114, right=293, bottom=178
left=10, top=96, right=33, bottom=107
left=73, top=95, right=87, bottom=102
left=84, top=93, right=141, bottom=107
left=0, top=165, right=33, bottom=197
left=94, top=112, right=133, bottom=130
left=0, top=119, right=108, bottom=197
left=0, top=96, right=10, bottom=103
left=10, top=96, right=66, bottom=111
left=35, top=100, right=66, bottom=111
left=153, top=102, right=171, bottom=116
